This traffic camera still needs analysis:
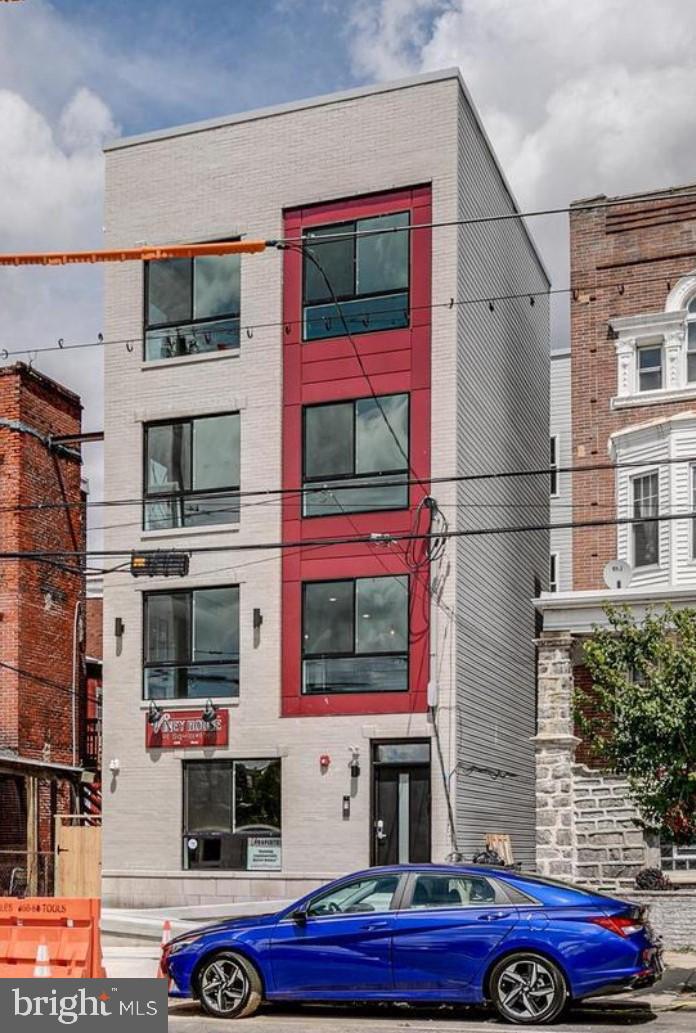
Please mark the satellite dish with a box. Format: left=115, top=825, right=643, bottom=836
left=603, top=559, right=633, bottom=590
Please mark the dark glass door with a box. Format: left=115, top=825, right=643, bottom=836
left=371, top=741, right=431, bottom=865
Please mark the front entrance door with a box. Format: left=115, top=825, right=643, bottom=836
left=371, top=741, right=430, bottom=865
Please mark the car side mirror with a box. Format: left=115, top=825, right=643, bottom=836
left=291, top=908, right=308, bottom=925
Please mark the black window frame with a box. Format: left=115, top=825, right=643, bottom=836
left=632, top=470, right=659, bottom=569
left=143, top=584, right=240, bottom=700
left=549, top=435, right=558, bottom=497
left=301, top=575, right=410, bottom=695
left=301, top=211, right=411, bottom=342
left=182, top=758, right=281, bottom=872
left=301, top=392, right=410, bottom=517
left=143, top=411, right=241, bottom=530
left=143, top=247, right=241, bottom=361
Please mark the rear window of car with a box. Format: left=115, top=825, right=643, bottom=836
left=505, top=873, right=618, bottom=906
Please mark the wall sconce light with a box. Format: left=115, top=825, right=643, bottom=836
left=114, top=617, right=124, bottom=639
left=202, top=698, right=218, bottom=729
left=349, top=746, right=361, bottom=779
left=253, top=608, right=263, bottom=630
left=319, top=754, right=331, bottom=770
left=147, top=700, right=163, bottom=725
left=108, top=758, right=120, bottom=774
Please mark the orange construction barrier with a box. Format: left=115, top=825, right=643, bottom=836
left=0, top=898, right=105, bottom=978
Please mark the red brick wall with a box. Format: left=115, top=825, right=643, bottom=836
left=85, top=596, right=102, bottom=662
left=570, top=189, right=696, bottom=589
left=0, top=364, right=84, bottom=765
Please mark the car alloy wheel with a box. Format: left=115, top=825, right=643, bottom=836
left=197, top=951, right=262, bottom=1019
left=490, top=952, right=567, bottom=1025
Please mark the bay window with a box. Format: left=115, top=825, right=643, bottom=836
left=144, top=586, right=239, bottom=699
left=145, top=253, right=240, bottom=360
left=302, top=212, right=409, bottom=340
left=303, top=394, right=409, bottom=516
left=302, top=575, right=408, bottom=693
left=144, top=413, right=240, bottom=530
left=183, top=759, right=281, bottom=871
left=632, top=472, right=659, bottom=568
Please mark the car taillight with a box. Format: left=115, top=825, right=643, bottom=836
left=592, top=915, right=644, bottom=937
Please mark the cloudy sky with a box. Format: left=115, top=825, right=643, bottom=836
left=2, top=0, right=696, bottom=542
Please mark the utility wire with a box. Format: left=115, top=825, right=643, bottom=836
left=0, top=507, right=692, bottom=561
left=1, top=452, right=694, bottom=517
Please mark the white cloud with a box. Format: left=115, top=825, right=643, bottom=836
left=348, top=1, right=696, bottom=343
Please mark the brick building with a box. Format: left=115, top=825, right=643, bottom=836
left=538, top=185, right=696, bottom=889
left=101, top=69, right=550, bottom=907
left=0, top=363, right=94, bottom=894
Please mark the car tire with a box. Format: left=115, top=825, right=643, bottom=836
left=489, top=951, right=567, bottom=1025
left=196, top=950, right=262, bottom=1020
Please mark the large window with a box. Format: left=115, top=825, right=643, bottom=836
left=302, top=212, right=410, bottom=341
left=183, top=759, right=281, bottom=871
left=632, top=472, right=659, bottom=568
left=144, top=253, right=241, bottom=360
left=144, top=413, right=240, bottom=530
left=144, top=586, right=239, bottom=699
left=549, top=435, right=559, bottom=497
left=637, top=345, right=663, bottom=392
left=302, top=576, right=408, bottom=694
left=687, top=298, right=696, bottom=383
left=303, top=394, right=409, bottom=516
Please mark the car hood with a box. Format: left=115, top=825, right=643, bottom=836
left=171, top=912, right=279, bottom=944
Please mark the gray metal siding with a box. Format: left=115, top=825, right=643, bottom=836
left=454, top=92, right=550, bottom=867
left=550, top=352, right=573, bottom=590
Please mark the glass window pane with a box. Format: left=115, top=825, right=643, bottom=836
left=193, top=414, right=240, bottom=491
left=147, top=259, right=191, bottom=326
left=688, top=298, right=696, bottom=314
left=146, top=423, right=191, bottom=494
left=185, top=762, right=233, bottom=834
left=145, top=593, right=189, bottom=664
left=356, top=394, right=408, bottom=474
left=304, top=403, right=353, bottom=479
left=355, top=576, right=408, bottom=654
left=633, top=473, right=659, bottom=567
left=194, top=254, right=240, bottom=320
left=183, top=492, right=239, bottom=527
left=303, top=655, right=408, bottom=693
left=303, top=478, right=408, bottom=516
left=356, top=212, right=409, bottom=295
left=193, top=587, right=239, bottom=663
left=409, top=874, right=497, bottom=909
left=638, top=347, right=662, bottom=369
left=234, top=759, right=281, bottom=834
left=375, top=743, right=430, bottom=764
left=308, top=875, right=399, bottom=917
left=303, top=224, right=354, bottom=304
left=185, top=664, right=239, bottom=698
left=303, top=581, right=353, bottom=655
left=639, top=369, right=662, bottom=391
left=304, top=293, right=409, bottom=341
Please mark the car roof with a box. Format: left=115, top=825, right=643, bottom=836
left=345, top=863, right=522, bottom=879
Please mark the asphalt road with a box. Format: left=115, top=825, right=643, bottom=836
left=167, top=999, right=695, bottom=1033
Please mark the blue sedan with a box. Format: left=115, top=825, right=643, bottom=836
left=161, top=864, right=662, bottom=1024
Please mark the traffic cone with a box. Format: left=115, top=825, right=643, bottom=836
left=157, top=920, right=172, bottom=980
left=33, top=938, right=51, bottom=978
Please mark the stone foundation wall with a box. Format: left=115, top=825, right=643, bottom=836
left=633, top=891, right=696, bottom=950
left=574, top=765, right=651, bottom=890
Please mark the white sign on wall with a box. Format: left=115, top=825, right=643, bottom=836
left=247, top=837, right=282, bottom=871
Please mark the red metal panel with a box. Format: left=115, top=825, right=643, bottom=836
left=281, top=186, right=432, bottom=718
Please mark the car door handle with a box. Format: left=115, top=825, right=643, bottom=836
left=362, top=920, right=390, bottom=931
left=477, top=912, right=507, bottom=922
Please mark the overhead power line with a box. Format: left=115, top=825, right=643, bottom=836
left=0, top=507, right=692, bottom=562
left=4, top=259, right=696, bottom=362
left=0, top=451, right=693, bottom=518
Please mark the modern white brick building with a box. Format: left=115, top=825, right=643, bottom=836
left=101, top=69, right=549, bottom=908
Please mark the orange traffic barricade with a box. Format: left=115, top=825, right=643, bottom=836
left=0, top=898, right=105, bottom=978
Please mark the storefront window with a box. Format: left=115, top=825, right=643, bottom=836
left=183, top=759, right=281, bottom=871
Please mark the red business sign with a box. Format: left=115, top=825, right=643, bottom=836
left=146, top=708, right=229, bottom=748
